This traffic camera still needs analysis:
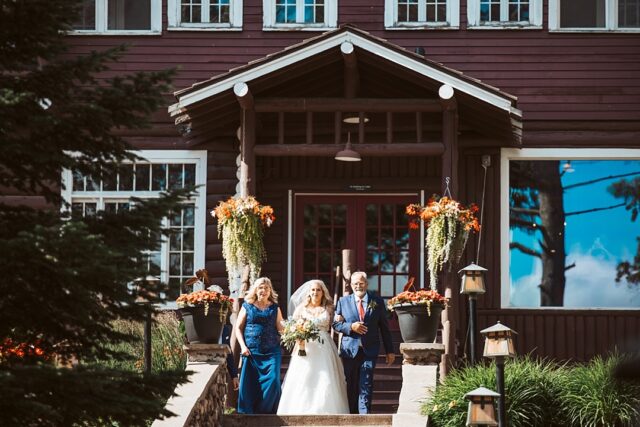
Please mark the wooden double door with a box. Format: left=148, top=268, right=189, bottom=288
left=294, top=194, right=420, bottom=300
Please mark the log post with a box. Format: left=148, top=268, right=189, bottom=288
left=439, top=84, right=459, bottom=379
left=234, top=82, right=256, bottom=197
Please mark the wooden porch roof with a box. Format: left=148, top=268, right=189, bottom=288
left=169, top=25, right=523, bottom=146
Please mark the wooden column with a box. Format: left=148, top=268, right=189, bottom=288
left=234, top=82, right=256, bottom=197
left=439, top=84, right=459, bottom=379
left=341, top=42, right=359, bottom=98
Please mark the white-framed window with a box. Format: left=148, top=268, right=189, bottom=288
left=500, top=148, right=640, bottom=309
left=71, top=0, right=162, bottom=35
left=549, top=0, right=640, bottom=32
left=384, top=0, right=459, bottom=29
left=167, top=0, right=243, bottom=30
left=61, top=150, right=208, bottom=304
left=467, top=0, right=542, bottom=28
left=263, top=0, right=337, bottom=30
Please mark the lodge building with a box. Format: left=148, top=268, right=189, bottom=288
left=65, top=0, right=640, bottom=390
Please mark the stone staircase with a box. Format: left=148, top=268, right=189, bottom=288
left=223, top=414, right=393, bottom=426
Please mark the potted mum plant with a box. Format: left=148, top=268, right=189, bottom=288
left=176, top=269, right=233, bottom=344
left=387, top=278, right=448, bottom=343
left=212, top=196, right=275, bottom=288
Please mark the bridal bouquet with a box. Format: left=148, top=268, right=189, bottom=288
left=280, top=317, right=323, bottom=356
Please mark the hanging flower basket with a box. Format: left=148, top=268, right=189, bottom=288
left=211, top=196, right=275, bottom=287
left=407, top=196, right=480, bottom=289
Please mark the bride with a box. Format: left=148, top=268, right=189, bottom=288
left=277, top=280, right=349, bottom=414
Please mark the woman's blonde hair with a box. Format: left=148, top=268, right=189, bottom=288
left=245, top=277, right=279, bottom=304
left=303, top=279, right=334, bottom=310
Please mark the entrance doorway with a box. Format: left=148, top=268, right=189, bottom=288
left=294, top=194, right=420, bottom=300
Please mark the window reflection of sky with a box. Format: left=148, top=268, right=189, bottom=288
left=510, top=160, right=640, bottom=308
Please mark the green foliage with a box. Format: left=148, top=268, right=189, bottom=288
left=0, top=1, right=191, bottom=425
left=554, top=355, right=640, bottom=427
left=96, top=312, right=186, bottom=373
left=424, top=355, right=640, bottom=427
left=424, top=357, right=558, bottom=427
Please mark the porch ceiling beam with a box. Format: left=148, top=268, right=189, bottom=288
left=254, top=98, right=442, bottom=113
left=341, top=42, right=359, bottom=98
left=254, top=142, right=444, bottom=157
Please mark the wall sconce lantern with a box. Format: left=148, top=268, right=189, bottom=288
left=481, top=322, right=517, bottom=427
left=335, top=132, right=361, bottom=162
left=459, top=263, right=487, bottom=365
left=464, top=386, right=500, bottom=426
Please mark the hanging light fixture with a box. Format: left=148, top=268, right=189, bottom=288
left=342, top=112, right=370, bottom=124
left=335, top=132, right=361, bottom=162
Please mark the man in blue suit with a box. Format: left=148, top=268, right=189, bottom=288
left=332, top=271, right=395, bottom=414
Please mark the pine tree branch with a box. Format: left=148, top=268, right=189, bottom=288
left=563, top=171, right=640, bottom=190
left=510, top=207, right=540, bottom=216
left=510, top=242, right=542, bottom=258
left=566, top=202, right=626, bottom=216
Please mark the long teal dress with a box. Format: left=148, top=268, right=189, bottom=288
left=238, top=302, right=282, bottom=414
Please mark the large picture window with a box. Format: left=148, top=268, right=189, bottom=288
left=61, top=151, right=207, bottom=303
left=549, top=0, right=640, bottom=31
left=72, top=0, right=161, bottom=34
left=501, top=149, right=640, bottom=309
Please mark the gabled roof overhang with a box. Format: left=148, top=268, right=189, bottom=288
left=170, top=25, right=522, bottom=145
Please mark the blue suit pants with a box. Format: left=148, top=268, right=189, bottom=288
left=342, top=348, right=376, bottom=414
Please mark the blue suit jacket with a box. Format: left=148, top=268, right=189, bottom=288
left=332, top=292, right=394, bottom=360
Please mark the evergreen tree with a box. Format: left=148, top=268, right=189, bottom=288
left=0, top=1, right=189, bottom=425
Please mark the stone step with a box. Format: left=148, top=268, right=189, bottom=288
left=223, top=414, right=393, bottom=427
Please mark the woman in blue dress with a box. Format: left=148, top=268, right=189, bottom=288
left=235, top=277, right=284, bottom=414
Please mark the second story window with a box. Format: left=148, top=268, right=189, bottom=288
left=467, top=0, right=542, bottom=28
left=263, top=0, right=337, bottom=29
left=168, top=0, right=243, bottom=30
left=72, top=0, right=161, bottom=34
left=549, top=0, right=640, bottom=31
left=384, top=0, right=459, bottom=29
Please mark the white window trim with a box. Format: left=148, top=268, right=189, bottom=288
left=549, top=0, right=640, bottom=32
left=384, top=0, right=460, bottom=30
left=61, top=150, right=207, bottom=308
left=500, top=147, right=640, bottom=310
left=467, top=0, right=542, bottom=29
left=69, top=0, right=161, bottom=35
left=167, top=0, right=243, bottom=31
left=262, top=0, right=338, bottom=31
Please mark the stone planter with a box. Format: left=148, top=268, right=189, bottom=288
left=394, top=304, right=443, bottom=343
left=180, top=305, right=228, bottom=344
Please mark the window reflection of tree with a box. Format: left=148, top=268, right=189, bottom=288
left=510, top=160, right=640, bottom=306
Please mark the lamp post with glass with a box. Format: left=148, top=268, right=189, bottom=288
left=464, top=386, right=500, bottom=426
left=459, top=263, right=487, bottom=365
left=480, top=322, right=517, bottom=427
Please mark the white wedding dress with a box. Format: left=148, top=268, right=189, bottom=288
left=277, top=306, right=350, bottom=414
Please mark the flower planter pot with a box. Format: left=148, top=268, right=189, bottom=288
left=180, top=305, right=228, bottom=344
left=394, top=304, right=444, bottom=343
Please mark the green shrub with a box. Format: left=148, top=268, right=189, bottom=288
left=554, top=355, right=640, bottom=427
left=423, top=357, right=559, bottom=427
left=424, top=355, right=640, bottom=427
left=97, top=311, right=186, bottom=373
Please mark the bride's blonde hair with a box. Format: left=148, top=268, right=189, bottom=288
left=303, top=279, right=333, bottom=309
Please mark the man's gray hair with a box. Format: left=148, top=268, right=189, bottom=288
left=350, top=271, right=368, bottom=283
